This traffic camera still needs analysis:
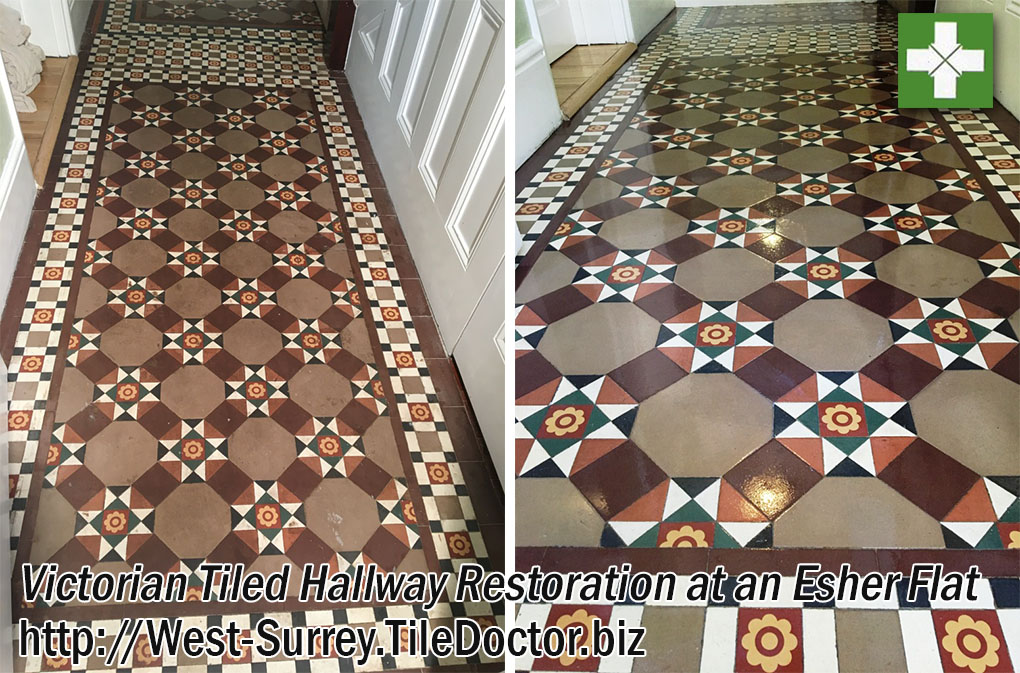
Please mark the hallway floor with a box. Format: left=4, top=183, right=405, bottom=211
left=515, top=3, right=1019, bottom=671
left=6, top=1, right=501, bottom=671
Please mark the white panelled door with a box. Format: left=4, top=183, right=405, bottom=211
left=346, top=0, right=505, bottom=484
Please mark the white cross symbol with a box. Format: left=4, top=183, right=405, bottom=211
left=906, top=21, right=984, bottom=98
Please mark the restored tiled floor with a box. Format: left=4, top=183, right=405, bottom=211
left=515, top=3, right=1018, bottom=671
left=7, top=1, right=500, bottom=671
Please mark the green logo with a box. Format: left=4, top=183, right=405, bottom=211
left=898, top=13, right=993, bottom=108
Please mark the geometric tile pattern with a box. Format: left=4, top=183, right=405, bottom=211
left=9, top=1, right=498, bottom=671
left=28, top=80, right=419, bottom=599
left=515, top=0, right=1020, bottom=559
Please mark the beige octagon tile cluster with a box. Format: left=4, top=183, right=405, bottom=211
left=164, top=277, right=222, bottom=318
left=599, top=208, right=689, bottom=250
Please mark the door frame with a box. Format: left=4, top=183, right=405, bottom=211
left=326, top=0, right=357, bottom=70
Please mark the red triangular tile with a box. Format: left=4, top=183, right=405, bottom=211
left=611, top=481, right=669, bottom=521
left=717, top=480, right=767, bottom=522
left=944, top=479, right=995, bottom=522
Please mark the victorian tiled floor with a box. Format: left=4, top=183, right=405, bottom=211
left=5, top=1, right=501, bottom=671
left=515, top=3, right=1018, bottom=672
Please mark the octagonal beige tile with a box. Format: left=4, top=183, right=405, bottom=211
left=30, top=489, right=77, bottom=563
left=676, top=78, right=728, bottom=94
left=216, top=129, right=258, bottom=155
left=732, top=65, right=781, bottom=78
left=780, top=54, right=825, bottom=65
left=304, top=479, right=380, bottom=551
left=515, top=251, right=580, bottom=304
left=953, top=200, right=1012, bottom=241
left=255, top=109, right=296, bottom=132
left=165, top=277, right=221, bottom=318
left=698, top=174, right=775, bottom=208
left=516, top=478, right=605, bottom=547
left=778, top=105, right=839, bottom=126
left=172, top=105, right=214, bottom=130
left=774, top=478, right=942, bottom=547
left=75, top=277, right=108, bottom=318
left=161, top=365, right=225, bottom=419
left=574, top=178, right=624, bottom=210
left=776, top=205, right=864, bottom=247
left=212, top=87, right=254, bottom=108
left=85, top=421, right=157, bottom=485
left=360, top=416, right=403, bottom=476
left=775, top=299, right=892, bottom=371
left=261, top=154, right=306, bottom=183
left=88, top=210, right=119, bottom=245
left=780, top=75, right=831, bottom=90
left=835, top=87, right=891, bottom=104
left=874, top=244, right=982, bottom=297
left=310, top=182, right=338, bottom=210
left=229, top=417, right=297, bottom=480
left=121, top=178, right=170, bottom=209
left=674, top=248, right=772, bottom=300
left=99, top=150, right=123, bottom=176
left=660, top=108, right=720, bottom=129
left=715, top=125, right=779, bottom=150
left=194, top=5, right=227, bottom=20
left=843, top=122, right=910, bottom=147
left=171, top=152, right=217, bottom=180
left=635, top=148, right=707, bottom=177
left=223, top=318, right=283, bottom=364
left=300, top=132, right=324, bottom=156
left=828, top=63, right=875, bottom=75
left=537, top=303, right=660, bottom=374
left=632, top=373, right=772, bottom=476
left=615, top=128, right=653, bottom=151
left=855, top=171, right=937, bottom=204
left=100, top=318, right=162, bottom=366
left=127, top=127, right=172, bottom=153
left=155, top=483, right=231, bottom=558
left=55, top=367, right=95, bottom=423
left=323, top=245, right=353, bottom=277
left=133, top=84, right=174, bottom=106
left=289, top=364, right=353, bottom=417
left=911, top=370, right=1019, bottom=475
left=268, top=210, right=317, bottom=243
left=777, top=145, right=849, bottom=174
left=920, top=142, right=965, bottom=169
left=599, top=208, right=689, bottom=250
left=221, top=241, right=272, bottom=278
left=169, top=208, right=218, bottom=241
left=724, top=91, right=782, bottom=108
left=277, top=278, right=332, bottom=318
left=219, top=180, right=264, bottom=211
left=112, top=239, right=167, bottom=276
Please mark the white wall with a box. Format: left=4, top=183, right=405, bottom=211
left=627, top=0, right=673, bottom=42
left=937, top=0, right=1020, bottom=118
left=516, top=0, right=562, bottom=168
left=0, top=59, right=36, bottom=318
left=0, top=0, right=82, bottom=57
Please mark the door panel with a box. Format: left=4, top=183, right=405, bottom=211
left=347, top=0, right=505, bottom=474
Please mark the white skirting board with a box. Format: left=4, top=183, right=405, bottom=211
left=0, top=141, right=35, bottom=317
